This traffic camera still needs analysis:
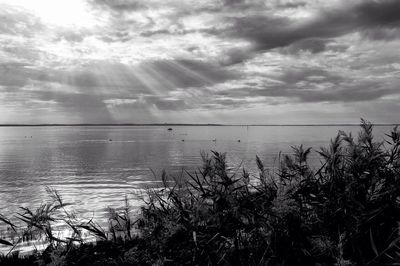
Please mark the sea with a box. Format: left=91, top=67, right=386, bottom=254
left=0, top=125, right=394, bottom=253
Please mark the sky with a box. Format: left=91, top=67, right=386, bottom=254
left=0, top=0, right=400, bottom=124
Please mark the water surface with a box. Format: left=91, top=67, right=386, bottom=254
left=0, top=125, right=392, bottom=226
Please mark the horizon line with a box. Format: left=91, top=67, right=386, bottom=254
left=0, top=123, right=398, bottom=127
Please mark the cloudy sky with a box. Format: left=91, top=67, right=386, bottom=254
left=0, top=0, right=399, bottom=124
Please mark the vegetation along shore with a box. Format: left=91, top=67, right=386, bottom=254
left=0, top=119, right=399, bottom=265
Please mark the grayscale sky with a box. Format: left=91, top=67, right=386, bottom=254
left=1, top=0, right=399, bottom=124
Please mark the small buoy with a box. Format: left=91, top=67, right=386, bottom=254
left=238, top=140, right=241, bottom=142
left=182, top=139, right=185, bottom=142
left=109, top=139, right=112, bottom=141
left=212, top=139, right=216, bottom=142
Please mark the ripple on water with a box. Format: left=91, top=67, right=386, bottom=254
left=0, top=125, right=391, bottom=254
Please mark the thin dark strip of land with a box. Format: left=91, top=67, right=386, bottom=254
left=0, top=123, right=398, bottom=127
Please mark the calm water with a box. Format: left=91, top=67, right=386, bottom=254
left=0, top=125, right=392, bottom=228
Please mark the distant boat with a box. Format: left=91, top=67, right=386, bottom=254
left=168, top=128, right=173, bottom=131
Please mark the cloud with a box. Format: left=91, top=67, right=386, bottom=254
left=208, top=60, right=400, bottom=108
left=37, top=91, right=113, bottom=122
left=354, top=0, right=400, bottom=27
left=277, top=67, right=343, bottom=85
left=221, top=82, right=399, bottom=105
left=0, top=58, right=239, bottom=122
left=275, top=1, right=307, bottom=9
left=54, top=28, right=91, bottom=42
left=362, top=28, right=400, bottom=41
left=88, top=0, right=145, bottom=12
left=0, top=88, right=113, bottom=123
left=237, top=66, right=400, bottom=104
left=217, top=0, right=400, bottom=63
left=284, top=38, right=330, bottom=54
left=1, top=58, right=236, bottom=93
left=104, top=96, right=190, bottom=111
left=0, top=5, right=44, bottom=36
left=144, top=96, right=189, bottom=111
left=139, top=59, right=238, bottom=88
left=0, top=62, right=37, bottom=87
left=1, top=0, right=400, bottom=123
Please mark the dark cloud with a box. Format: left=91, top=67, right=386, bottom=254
left=295, top=86, right=397, bottom=103
left=140, top=29, right=172, bottom=37
left=221, top=0, right=244, bottom=5
left=278, top=67, right=343, bottom=85
left=88, top=0, right=145, bottom=12
left=143, top=96, right=189, bottom=111
left=217, top=0, right=268, bottom=12
left=0, top=59, right=236, bottom=96
left=243, top=77, right=399, bottom=104
left=140, top=28, right=198, bottom=37
left=0, top=59, right=238, bottom=119
left=284, top=38, right=330, bottom=54
left=221, top=0, right=248, bottom=7
left=0, top=63, right=114, bottom=90
left=139, top=59, right=238, bottom=89
left=354, top=0, right=400, bottom=26
left=1, top=46, right=42, bottom=61
left=54, top=28, right=90, bottom=42
left=39, top=92, right=113, bottom=122
left=276, top=2, right=307, bottom=9
left=103, top=95, right=190, bottom=111
left=212, top=98, right=252, bottom=109
left=211, top=63, right=400, bottom=105
left=218, top=0, right=400, bottom=63
left=2, top=89, right=113, bottom=123
left=362, top=28, right=400, bottom=41
left=232, top=82, right=398, bottom=104
left=0, top=62, right=36, bottom=87
left=99, top=31, right=136, bottom=43
left=219, top=47, right=254, bottom=65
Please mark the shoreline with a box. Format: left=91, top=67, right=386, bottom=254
left=0, top=123, right=398, bottom=127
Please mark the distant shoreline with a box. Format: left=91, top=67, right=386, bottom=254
left=0, top=123, right=398, bottom=127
